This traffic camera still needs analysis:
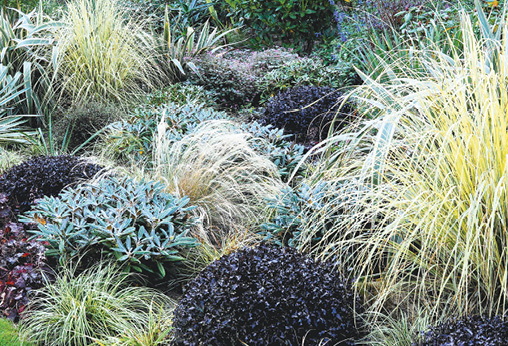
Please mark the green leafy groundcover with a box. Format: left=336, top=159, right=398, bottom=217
left=0, top=318, right=34, bottom=346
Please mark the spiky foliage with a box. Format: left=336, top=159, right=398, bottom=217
left=152, top=120, right=283, bottom=231
left=297, top=3, right=508, bottom=322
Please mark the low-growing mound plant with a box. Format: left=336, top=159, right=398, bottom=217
left=171, top=244, right=364, bottom=346
left=0, top=155, right=102, bottom=214
left=186, top=53, right=260, bottom=111
left=19, top=263, right=174, bottom=346
left=262, top=86, right=354, bottom=144
left=24, top=176, right=197, bottom=279
left=261, top=180, right=339, bottom=248
left=260, top=57, right=357, bottom=102
left=417, top=315, right=508, bottom=346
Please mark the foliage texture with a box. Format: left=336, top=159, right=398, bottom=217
left=171, top=244, right=364, bottom=346
left=0, top=155, right=102, bottom=214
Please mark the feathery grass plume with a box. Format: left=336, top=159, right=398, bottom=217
left=298, top=1, right=508, bottom=323
left=52, top=0, right=161, bottom=104
left=19, top=262, right=175, bottom=346
left=152, top=119, right=283, bottom=232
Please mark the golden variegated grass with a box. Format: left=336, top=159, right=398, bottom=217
left=298, top=8, right=508, bottom=323
left=53, top=0, right=161, bottom=104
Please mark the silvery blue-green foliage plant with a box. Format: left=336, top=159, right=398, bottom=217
left=23, top=176, right=197, bottom=278
left=261, top=181, right=335, bottom=248
left=240, top=121, right=305, bottom=179
left=105, top=101, right=306, bottom=179
left=105, top=101, right=231, bottom=165
left=261, top=179, right=368, bottom=248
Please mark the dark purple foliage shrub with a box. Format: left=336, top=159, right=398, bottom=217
left=417, top=315, right=508, bottom=346
left=0, top=155, right=102, bottom=214
left=0, top=194, right=47, bottom=321
left=262, top=86, right=355, bottom=143
left=171, top=244, right=364, bottom=346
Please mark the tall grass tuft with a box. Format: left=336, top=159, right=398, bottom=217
left=152, top=120, right=283, bottom=232
left=299, top=4, right=508, bottom=322
left=19, top=262, right=175, bottom=346
left=52, top=0, right=160, bottom=104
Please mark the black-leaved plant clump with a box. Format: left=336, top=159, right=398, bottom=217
left=0, top=155, right=102, bottom=214
left=417, top=315, right=508, bottom=346
left=262, top=86, right=355, bottom=144
left=171, top=244, right=364, bottom=346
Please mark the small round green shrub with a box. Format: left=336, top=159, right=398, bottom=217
left=186, top=53, right=260, bottom=111
left=260, top=57, right=357, bottom=102
left=171, top=244, right=364, bottom=346
left=53, top=101, right=122, bottom=152
left=0, top=155, right=102, bottom=214
left=417, top=315, right=508, bottom=346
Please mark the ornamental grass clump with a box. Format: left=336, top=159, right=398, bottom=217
left=53, top=0, right=160, bottom=103
left=19, top=263, right=174, bottom=346
left=300, top=3, right=508, bottom=322
left=171, top=244, right=364, bottom=346
left=152, top=120, right=283, bottom=231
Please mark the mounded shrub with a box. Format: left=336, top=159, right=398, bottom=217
left=417, top=315, right=508, bottom=346
left=171, top=244, right=364, bottom=346
left=0, top=155, right=102, bottom=214
left=186, top=53, right=260, bottom=111
left=262, top=86, right=355, bottom=144
left=53, top=101, right=122, bottom=152
left=24, top=176, right=197, bottom=279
